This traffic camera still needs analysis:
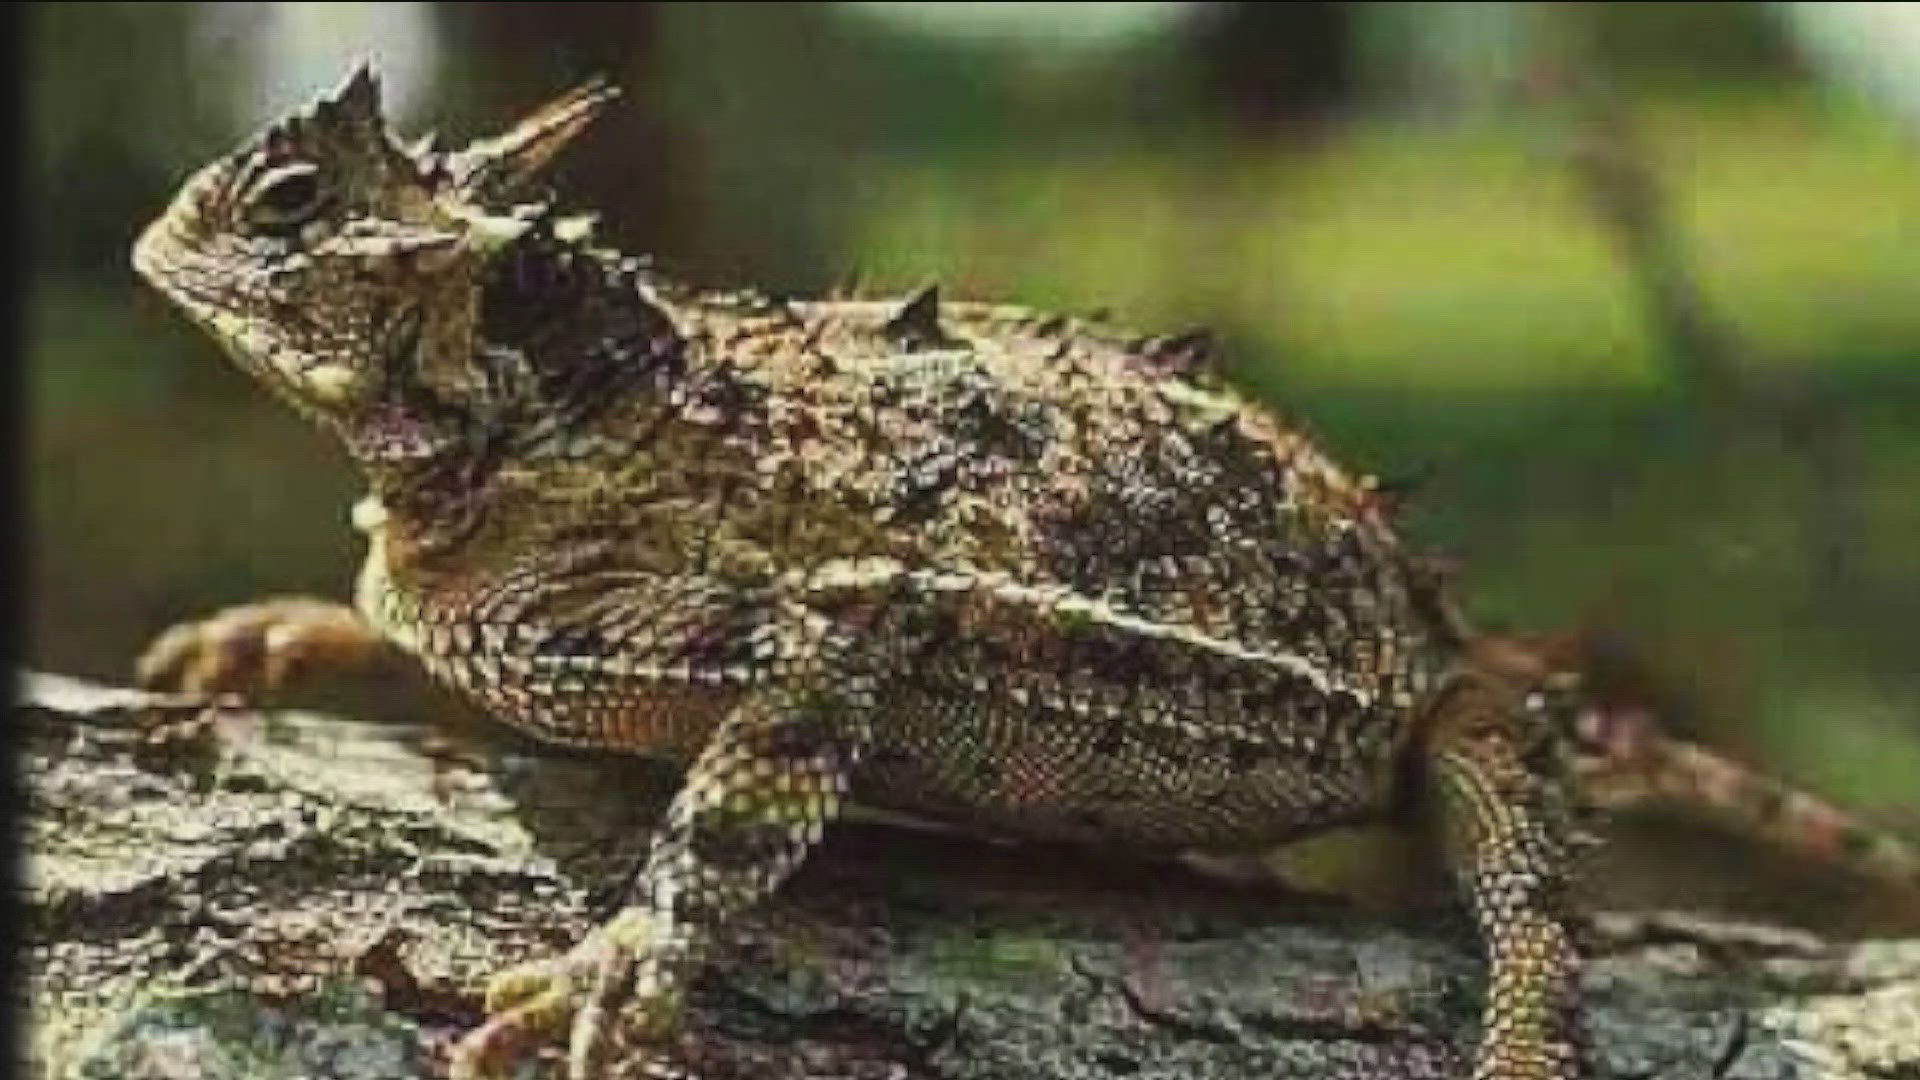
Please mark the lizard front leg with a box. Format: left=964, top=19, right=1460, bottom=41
left=450, top=660, right=875, bottom=1080
left=136, top=596, right=389, bottom=699
left=1423, top=670, right=1587, bottom=1080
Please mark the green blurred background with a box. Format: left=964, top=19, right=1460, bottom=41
left=27, top=3, right=1920, bottom=898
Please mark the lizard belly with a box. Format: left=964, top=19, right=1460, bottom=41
left=858, top=693, right=1397, bottom=850
left=854, top=580, right=1415, bottom=851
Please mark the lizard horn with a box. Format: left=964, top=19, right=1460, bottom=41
left=447, top=77, right=621, bottom=203
left=322, top=62, right=384, bottom=124
left=882, top=283, right=950, bottom=349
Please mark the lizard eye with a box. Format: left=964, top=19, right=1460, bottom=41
left=241, top=162, right=328, bottom=234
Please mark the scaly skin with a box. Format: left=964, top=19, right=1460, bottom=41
left=132, top=67, right=1597, bottom=1079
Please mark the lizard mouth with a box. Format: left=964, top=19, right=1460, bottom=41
left=130, top=219, right=183, bottom=294
left=132, top=220, right=228, bottom=326
left=132, top=235, right=358, bottom=408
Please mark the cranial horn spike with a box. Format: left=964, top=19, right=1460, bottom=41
left=448, top=77, right=620, bottom=201
left=325, top=61, right=384, bottom=122
left=882, top=283, right=952, bottom=348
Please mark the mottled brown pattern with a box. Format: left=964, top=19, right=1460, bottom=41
left=132, top=69, right=1590, bottom=1079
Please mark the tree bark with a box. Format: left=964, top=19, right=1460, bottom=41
left=23, top=671, right=1920, bottom=1079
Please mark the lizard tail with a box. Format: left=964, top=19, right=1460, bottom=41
left=1570, top=701, right=1920, bottom=902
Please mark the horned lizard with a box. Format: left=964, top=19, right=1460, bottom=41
left=129, top=67, right=1919, bottom=1080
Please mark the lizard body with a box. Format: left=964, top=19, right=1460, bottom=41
left=356, top=278, right=1442, bottom=850
left=128, top=67, right=1905, bottom=1080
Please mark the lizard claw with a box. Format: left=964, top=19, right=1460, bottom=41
left=567, top=940, right=640, bottom=1080
left=452, top=910, right=680, bottom=1080
left=449, top=992, right=558, bottom=1080
left=136, top=597, right=377, bottom=699
left=452, top=973, right=577, bottom=1080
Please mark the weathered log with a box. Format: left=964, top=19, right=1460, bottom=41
left=23, top=671, right=1920, bottom=1079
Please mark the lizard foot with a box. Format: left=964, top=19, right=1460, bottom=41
left=451, top=910, right=684, bottom=1080
left=136, top=597, right=380, bottom=699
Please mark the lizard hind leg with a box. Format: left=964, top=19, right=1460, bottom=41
left=1421, top=666, right=1589, bottom=1080
left=1574, top=704, right=1920, bottom=910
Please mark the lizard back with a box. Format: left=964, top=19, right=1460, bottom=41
left=360, top=269, right=1452, bottom=850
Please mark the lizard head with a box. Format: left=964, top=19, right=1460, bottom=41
left=133, top=65, right=618, bottom=440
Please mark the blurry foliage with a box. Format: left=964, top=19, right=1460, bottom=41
left=30, top=4, right=242, bottom=273
left=1578, top=0, right=1801, bottom=88
left=27, top=3, right=1920, bottom=840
